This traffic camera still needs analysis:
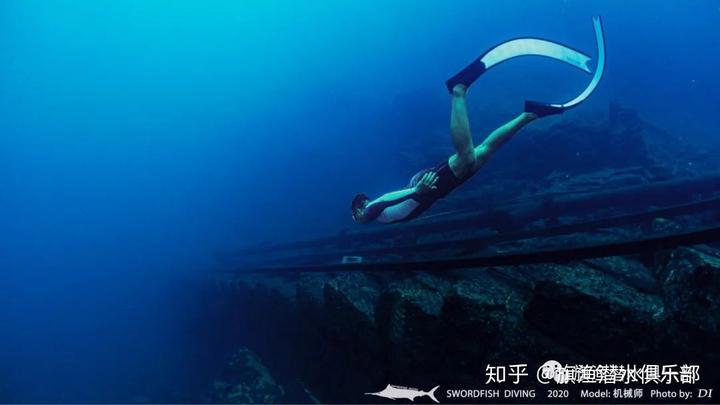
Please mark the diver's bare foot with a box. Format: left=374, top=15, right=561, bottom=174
left=452, top=84, right=468, bottom=97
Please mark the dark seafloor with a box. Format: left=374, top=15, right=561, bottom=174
left=187, top=103, right=720, bottom=403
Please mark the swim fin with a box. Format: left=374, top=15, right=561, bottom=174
left=524, top=16, right=606, bottom=117
left=445, top=37, right=593, bottom=93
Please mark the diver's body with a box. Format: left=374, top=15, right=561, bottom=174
left=352, top=17, right=605, bottom=225
left=352, top=84, right=540, bottom=224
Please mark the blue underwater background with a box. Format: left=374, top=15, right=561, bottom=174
left=1, top=0, right=720, bottom=402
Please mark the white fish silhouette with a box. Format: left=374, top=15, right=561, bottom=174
left=365, top=384, right=440, bottom=403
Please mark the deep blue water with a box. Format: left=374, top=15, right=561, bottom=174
left=1, top=0, right=719, bottom=402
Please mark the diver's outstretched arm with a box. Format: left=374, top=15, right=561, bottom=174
left=471, top=112, right=537, bottom=171
left=361, top=173, right=438, bottom=223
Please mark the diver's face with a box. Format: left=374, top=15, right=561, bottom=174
left=352, top=200, right=369, bottom=223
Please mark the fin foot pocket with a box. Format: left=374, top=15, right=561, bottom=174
left=524, top=100, right=565, bottom=117
left=445, top=59, right=486, bottom=93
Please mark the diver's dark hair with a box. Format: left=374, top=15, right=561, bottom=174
left=351, top=193, right=369, bottom=213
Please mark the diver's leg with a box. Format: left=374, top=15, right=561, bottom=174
left=447, top=84, right=476, bottom=178
left=472, top=112, right=537, bottom=171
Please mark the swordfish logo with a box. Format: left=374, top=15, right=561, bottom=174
left=365, top=384, right=440, bottom=403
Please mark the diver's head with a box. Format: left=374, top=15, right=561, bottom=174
left=351, top=193, right=370, bottom=223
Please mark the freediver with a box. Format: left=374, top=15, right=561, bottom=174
left=351, top=17, right=605, bottom=224
left=351, top=82, right=543, bottom=225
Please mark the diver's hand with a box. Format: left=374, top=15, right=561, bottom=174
left=415, top=171, right=438, bottom=195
